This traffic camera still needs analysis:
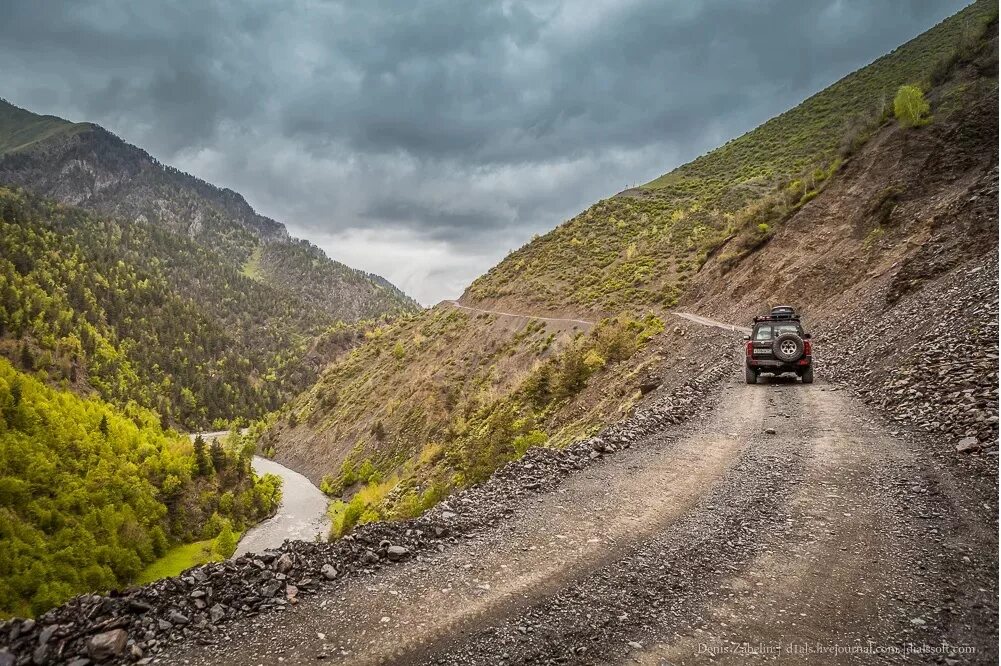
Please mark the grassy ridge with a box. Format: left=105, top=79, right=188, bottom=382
left=466, top=0, right=996, bottom=312
left=0, top=100, right=90, bottom=155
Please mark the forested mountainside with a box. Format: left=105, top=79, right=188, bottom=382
left=259, top=1, right=997, bottom=537
left=0, top=99, right=418, bottom=320
left=0, top=99, right=419, bottom=429
left=0, top=358, right=282, bottom=617
left=0, top=188, right=333, bottom=428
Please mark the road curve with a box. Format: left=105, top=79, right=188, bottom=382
left=672, top=310, right=752, bottom=335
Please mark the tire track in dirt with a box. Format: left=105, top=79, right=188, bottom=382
left=165, top=377, right=995, bottom=665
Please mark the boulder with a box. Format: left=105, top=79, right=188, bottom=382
left=956, top=437, right=982, bottom=453
left=87, top=628, right=128, bottom=662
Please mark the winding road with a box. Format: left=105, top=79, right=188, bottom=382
left=447, top=300, right=752, bottom=335
left=169, top=311, right=996, bottom=664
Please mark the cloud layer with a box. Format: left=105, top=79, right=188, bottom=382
left=0, top=0, right=966, bottom=303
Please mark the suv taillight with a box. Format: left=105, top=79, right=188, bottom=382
left=745, top=340, right=754, bottom=356
left=804, top=340, right=812, bottom=355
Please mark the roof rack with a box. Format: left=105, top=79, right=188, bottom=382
left=753, top=314, right=801, bottom=323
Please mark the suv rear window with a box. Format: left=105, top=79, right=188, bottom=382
left=753, top=323, right=801, bottom=340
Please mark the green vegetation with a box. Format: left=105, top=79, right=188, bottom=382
left=466, top=0, right=997, bottom=312
left=0, top=358, right=281, bottom=617
left=0, top=99, right=90, bottom=155
left=0, top=187, right=333, bottom=428
left=262, top=309, right=665, bottom=539
left=136, top=539, right=219, bottom=584
left=894, top=85, right=932, bottom=127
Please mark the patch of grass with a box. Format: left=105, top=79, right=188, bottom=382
left=135, top=540, right=221, bottom=584
left=241, top=245, right=264, bottom=280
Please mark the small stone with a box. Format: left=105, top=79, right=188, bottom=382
left=628, top=641, right=643, bottom=649
left=167, top=610, right=190, bottom=626
left=276, top=553, right=294, bottom=573
left=209, top=603, right=227, bottom=624
left=386, top=545, right=409, bottom=561
left=157, top=619, right=173, bottom=631
left=38, top=625, right=57, bottom=646
left=320, top=564, right=337, bottom=580
left=764, top=428, right=777, bottom=435
left=361, top=549, right=380, bottom=564
left=87, top=628, right=128, bottom=662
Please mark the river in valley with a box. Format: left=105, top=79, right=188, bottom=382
left=233, top=455, right=331, bottom=558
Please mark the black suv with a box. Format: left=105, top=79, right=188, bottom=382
left=744, top=305, right=814, bottom=384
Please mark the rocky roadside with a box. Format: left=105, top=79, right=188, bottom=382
left=820, top=257, right=999, bottom=461
left=0, top=334, right=735, bottom=666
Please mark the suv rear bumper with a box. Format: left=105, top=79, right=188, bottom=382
left=746, top=358, right=811, bottom=374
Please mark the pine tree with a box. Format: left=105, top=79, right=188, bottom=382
left=210, top=438, right=226, bottom=474
left=98, top=414, right=109, bottom=437
left=213, top=521, right=237, bottom=558
left=19, top=343, right=34, bottom=371
left=192, top=435, right=209, bottom=476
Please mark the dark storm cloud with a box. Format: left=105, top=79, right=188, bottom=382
left=0, top=0, right=968, bottom=303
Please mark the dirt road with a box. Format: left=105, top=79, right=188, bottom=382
left=167, top=369, right=997, bottom=664
left=447, top=300, right=595, bottom=328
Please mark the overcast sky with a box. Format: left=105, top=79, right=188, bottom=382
left=0, top=1, right=967, bottom=304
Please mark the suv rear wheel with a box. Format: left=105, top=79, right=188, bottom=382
left=745, top=367, right=758, bottom=384
left=801, top=366, right=814, bottom=384
left=772, top=332, right=805, bottom=362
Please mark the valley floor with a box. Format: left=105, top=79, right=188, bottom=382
left=164, top=354, right=998, bottom=664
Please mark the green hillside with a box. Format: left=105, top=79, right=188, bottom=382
left=0, top=188, right=334, bottom=428
left=0, top=99, right=420, bottom=321
left=466, top=0, right=997, bottom=312
left=0, top=358, right=281, bottom=617
left=0, top=99, right=90, bottom=154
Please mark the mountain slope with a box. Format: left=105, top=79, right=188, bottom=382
left=261, top=0, right=997, bottom=534
left=0, top=357, right=281, bottom=617
left=464, top=0, right=996, bottom=314
left=0, top=98, right=418, bottom=320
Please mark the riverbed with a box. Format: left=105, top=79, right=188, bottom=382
left=232, top=455, right=331, bottom=558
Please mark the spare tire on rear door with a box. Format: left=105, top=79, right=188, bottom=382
left=772, top=332, right=804, bottom=362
